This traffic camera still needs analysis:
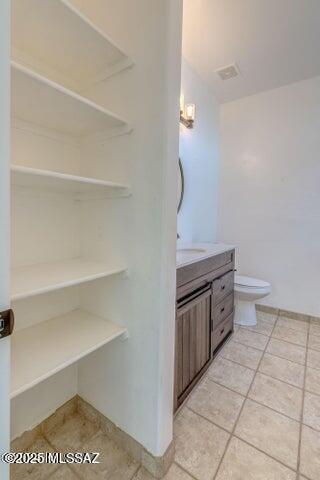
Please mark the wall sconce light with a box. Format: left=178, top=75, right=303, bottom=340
left=180, top=94, right=195, bottom=129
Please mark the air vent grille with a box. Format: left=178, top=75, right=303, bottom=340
left=216, top=63, right=239, bottom=80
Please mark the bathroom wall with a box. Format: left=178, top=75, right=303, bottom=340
left=11, top=0, right=183, bottom=458
left=218, top=76, right=320, bottom=316
left=0, top=1, right=10, bottom=474
left=178, top=58, right=220, bottom=242
left=74, top=0, right=182, bottom=457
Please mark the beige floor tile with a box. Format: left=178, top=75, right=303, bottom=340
left=232, top=328, right=269, bottom=351
left=300, top=425, right=320, bottom=480
left=42, top=398, right=77, bottom=435
left=174, top=407, right=229, bottom=480
left=248, top=373, right=303, bottom=420
left=307, top=349, right=320, bottom=370
left=256, top=310, right=277, bottom=324
left=272, top=324, right=307, bottom=346
left=308, top=335, right=320, bottom=352
left=220, top=340, right=263, bottom=369
left=49, top=467, right=79, bottom=479
left=207, top=356, right=255, bottom=395
left=242, top=318, right=274, bottom=336
left=188, top=379, right=244, bottom=431
left=277, top=316, right=309, bottom=333
left=45, top=413, right=99, bottom=452
left=305, top=366, right=320, bottom=396
left=303, top=391, right=320, bottom=431
left=133, top=464, right=194, bottom=479
left=266, top=338, right=306, bottom=365
left=72, top=431, right=139, bottom=480
left=310, top=323, right=320, bottom=337
left=10, top=437, right=58, bottom=480
left=235, top=399, right=300, bottom=469
left=259, top=353, right=305, bottom=388
left=215, top=437, right=296, bottom=480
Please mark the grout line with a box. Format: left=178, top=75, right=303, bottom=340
left=262, top=350, right=306, bottom=368
left=262, top=348, right=306, bottom=367
left=254, top=370, right=303, bottom=395
left=237, top=326, right=273, bottom=338
left=214, top=353, right=258, bottom=372
left=232, top=337, right=267, bottom=352
left=219, top=343, right=306, bottom=394
left=205, top=375, right=249, bottom=398
left=297, top=320, right=311, bottom=479
left=173, top=461, right=199, bottom=480
left=271, top=335, right=308, bottom=349
left=221, top=337, right=266, bottom=353
left=307, top=344, right=320, bottom=354
left=203, top=376, right=304, bottom=425
left=129, top=463, right=142, bottom=480
left=211, top=311, right=280, bottom=479
left=185, top=404, right=299, bottom=475
left=257, top=355, right=305, bottom=390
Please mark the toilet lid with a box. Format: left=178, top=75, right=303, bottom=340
left=235, top=275, right=270, bottom=288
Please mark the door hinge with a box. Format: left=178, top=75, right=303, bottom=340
left=0, top=309, right=14, bottom=339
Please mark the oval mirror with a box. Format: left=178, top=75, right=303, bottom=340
left=177, top=158, right=184, bottom=212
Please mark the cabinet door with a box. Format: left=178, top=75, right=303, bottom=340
left=175, top=288, right=211, bottom=405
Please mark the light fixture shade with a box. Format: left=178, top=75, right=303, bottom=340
left=179, top=94, right=195, bottom=128
left=185, top=103, right=195, bottom=121
left=180, top=93, right=185, bottom=113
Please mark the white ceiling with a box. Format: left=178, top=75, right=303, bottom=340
left=182, top=0, right=320, bottom=102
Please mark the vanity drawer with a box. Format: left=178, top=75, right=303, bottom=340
left=177, top=250, right=234, bottom=288
left=212, top=270, right=234, bottom=306
left=212, top=293, right=234, bottom=330
left=212, top=311, right=234, bottom=354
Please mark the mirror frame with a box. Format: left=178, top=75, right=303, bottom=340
left=178, top=158, right=185, bottom=213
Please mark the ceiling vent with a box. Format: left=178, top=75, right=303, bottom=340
left=216, top=63, right=240, bottom=80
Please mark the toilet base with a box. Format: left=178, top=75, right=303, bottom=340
left=235, top=299, right=257, bottom=326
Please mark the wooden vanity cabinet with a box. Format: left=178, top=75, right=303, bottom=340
left=174, top=250, right=235, bottom=411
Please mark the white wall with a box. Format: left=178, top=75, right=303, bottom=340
left=10, top=0, right=182, bottom=459
left=74, top=0, right=182, bottom=457
left=0, top=1, right=11, bottom=477
left=178, top=58, right=220, bottom=242
left=218, top=76, right=320, bottom=316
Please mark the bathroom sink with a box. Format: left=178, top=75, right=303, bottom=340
left=177, top=248, right=207, bottom=254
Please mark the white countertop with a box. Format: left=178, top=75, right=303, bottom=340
left=176, top=242, right=235, bottom=268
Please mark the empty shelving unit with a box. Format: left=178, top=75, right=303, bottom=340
left=10, top=0, right=133, bottom=416
left=11, top=0, right=134, bottom=91
left=6, top=1, right=181, bottom=471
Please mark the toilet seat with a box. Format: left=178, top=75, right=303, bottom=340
left=235, top=275, right=270, bottom=289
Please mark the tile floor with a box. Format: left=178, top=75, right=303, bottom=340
left=11, top=412, right=141, bottom=480
left=11, top=309, right=320, bottom=480
left=172, top=309, right=320, bottom=480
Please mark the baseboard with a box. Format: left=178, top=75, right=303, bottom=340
left=77, top=396, right=174, bottom=478
left=11, top=395, right=174, bottom=479
left=256, top=304, right=279, bottom=315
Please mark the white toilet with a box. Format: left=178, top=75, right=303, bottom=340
left=234, top=275, right=271, bottom=326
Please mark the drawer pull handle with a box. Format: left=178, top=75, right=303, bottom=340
left=221, top=285, right=225, bottom=290
left=220, top=307, right=225, bottom=314
left=220, top=327, right=225, bottom=335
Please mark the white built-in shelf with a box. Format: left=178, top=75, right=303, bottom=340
left=11, top=165, right=130, bottom=197
left=11, top=259, right=126, bottom=301
left=12, top=0, right=133, bottom=91
left=11, top=62, right=131, bottom=142
left=11, top=309, right=128, bottom=397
